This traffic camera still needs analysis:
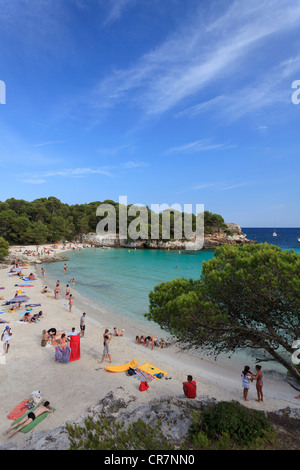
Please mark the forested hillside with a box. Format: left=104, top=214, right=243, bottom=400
left=0, top=197, right=227, bottom=245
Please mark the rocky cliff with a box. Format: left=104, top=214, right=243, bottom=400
left=81, top=223, right=255, bottom=250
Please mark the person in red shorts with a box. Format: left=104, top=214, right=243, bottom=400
left=183, top=375, right=197, bottom=398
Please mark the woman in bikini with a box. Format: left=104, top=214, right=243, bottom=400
left=69, top=294, right=74, bottom=312
left=252, top=365, right=263, bottom=402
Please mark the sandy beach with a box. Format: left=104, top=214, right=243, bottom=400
left=0, top=243, right=299, bottom=448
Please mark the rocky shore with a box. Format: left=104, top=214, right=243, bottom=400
left=81, top=223, right=255, bottom=250
left=1, top=387, right=299, bottom=450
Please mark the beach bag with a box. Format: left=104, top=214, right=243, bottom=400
left=154, top=372, right=164, bottom=379
left=30, top=390, right=43, bottom=405
left=139, top=381, right=149, bottom=392
left=126, top=367, right=136, bottom=376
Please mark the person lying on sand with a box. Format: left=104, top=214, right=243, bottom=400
left=4, top=401, right=53, bottom=438
left=113, top=327, right=125, bottom=336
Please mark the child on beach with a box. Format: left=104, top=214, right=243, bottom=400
left=241, top=365, right=253, bottom=401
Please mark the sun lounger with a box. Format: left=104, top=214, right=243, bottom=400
left=105, top=358, right=139, bottom=372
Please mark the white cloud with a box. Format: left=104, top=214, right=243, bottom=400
left=165, top=139, right=237, bottom=154
left=22, top=160, right=147, bottom=181
left=89, top=1, right=300, bottom=118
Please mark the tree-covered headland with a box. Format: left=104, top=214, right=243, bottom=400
left=0, top=196, right=227, bottom=246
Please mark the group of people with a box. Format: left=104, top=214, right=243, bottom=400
left=41, top=313, right=86, bottom=348
left=182, top=366, right=264, bottom=403
left=135, top=335, right=161, bottom=350
left=51, top=278, right=75, bottom=313
left=241, top=365, right=264, bottom=402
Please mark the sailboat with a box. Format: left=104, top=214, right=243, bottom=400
left=273, top=228, right=277, bottom=237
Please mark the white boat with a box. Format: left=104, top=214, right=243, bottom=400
left=297, top=237, right=300, bottom=243
left=273, top=231, right=277, bottom=237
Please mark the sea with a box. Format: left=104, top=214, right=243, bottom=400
left=42, top=227, right=300, bottom=372
left=44, top=227, right=300, bottom=325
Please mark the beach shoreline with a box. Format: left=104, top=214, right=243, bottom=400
left=0, top=243, right=299, bottom=449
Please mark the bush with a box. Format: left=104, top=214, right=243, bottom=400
left=189, top=401, right=274, bottom=447
left=66, top=415, right=175, bottom=450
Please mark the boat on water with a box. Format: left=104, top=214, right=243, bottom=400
left=273, top=231, right=277, bottom=237
left=298, top=237, right=300, bottom=243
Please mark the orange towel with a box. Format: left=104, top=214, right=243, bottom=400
left=7, top=399, right=29, bottom=420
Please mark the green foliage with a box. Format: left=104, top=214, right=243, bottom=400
left=66, top=415, right=174, bottom=450
left=146, top=243, right=300, bottom=381
left=0, top=197, right=226, bottom=245
left=0, top=236, right=9, bottom=260
left=189, top=401, right=275, bottom=449
left=204, top=211, right=227, bottom=233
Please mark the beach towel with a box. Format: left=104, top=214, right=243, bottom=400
left=132, top=368, right=156, bottom=383
left=137, top=362, right=168, bottom=379
left=10, top=405, right=55, bottom=433
left=25, top=304, right=41, bottom=307
left=55, top=346, right=71, bottom=363
left=69, top=334, right=80, bottom=361
left=7, top=399, right=29, bottom=420
left=15, top=284, right=33, bottom=287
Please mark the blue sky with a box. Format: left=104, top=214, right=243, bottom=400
left=0, top=0, right=300, bottom=227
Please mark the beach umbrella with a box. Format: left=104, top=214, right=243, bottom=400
left=10, top=268, right=22, bottom=272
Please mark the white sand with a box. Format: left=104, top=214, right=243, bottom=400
left=0, top=244, right=299, bottom=447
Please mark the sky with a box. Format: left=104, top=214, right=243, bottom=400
left=0, top=0, right=300, bottom=227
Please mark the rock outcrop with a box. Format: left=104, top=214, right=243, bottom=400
left=81, top=223, right=254, bottom=250
left=1, top=387, right=299, bottom=450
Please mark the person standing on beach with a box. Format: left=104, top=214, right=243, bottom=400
left=99, top=331, right=112, bottom=363
left=65, top=284, right=70, bottom=300
left=69, top=294, right=74, bottom=312
left=1, top=326, right=12, bottom=354
left=54, top=282, right=60, bottom=300
left=251, top=365, right=263, bottom=402
left=241, top=365, right=253, bottom=401
left=80, top=313, right=86, bottom=337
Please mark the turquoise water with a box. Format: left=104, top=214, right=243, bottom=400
left=43, top=226, right=300, bottom=329
left=44, top=247, right=214, bottom=329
